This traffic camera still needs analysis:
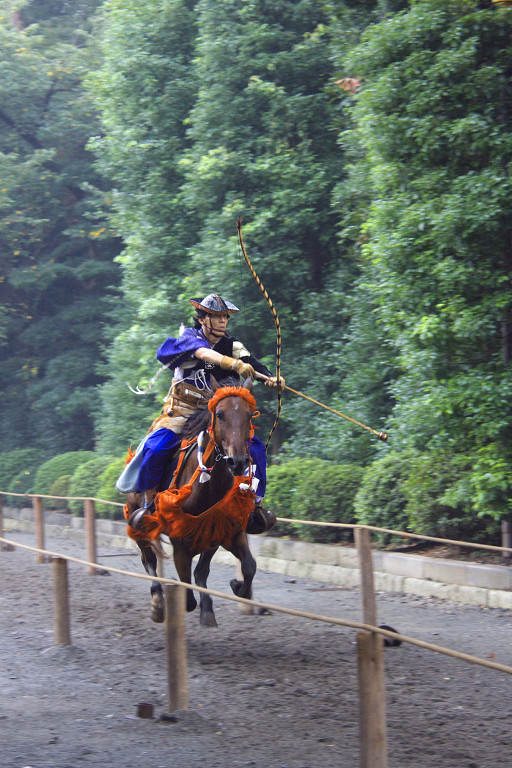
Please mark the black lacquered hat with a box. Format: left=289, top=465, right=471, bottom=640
left=189, top=294, right=239, bottom=315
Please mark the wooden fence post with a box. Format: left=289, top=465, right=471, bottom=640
left=33, top=496, right=46, bottom=564
left=164, top=584, right=188, bottom=713
left=357, top=631, right=388, bottom=768
left=355, top=526, right=377, bottom=627
left=84, top=499, right=97, bottom=574
left=501, top=519, right=511, bottom=563
left=52, top=557, right=71, bottom=645
left=354, top=526, right=388, bottom=768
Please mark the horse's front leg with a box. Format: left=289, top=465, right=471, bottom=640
left=138, top=541, right=165, bottom=624
left=228, top=531, right=256, bottom=600
left=194, top=547, right=219, bottom=628
left=171, top=541, right=198, bottom=614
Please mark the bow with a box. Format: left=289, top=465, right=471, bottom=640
left=237, top=218, right=281, bottom=450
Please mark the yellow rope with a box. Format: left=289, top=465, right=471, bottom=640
left=284, top=383, right=388, bottom=441
left=252, top=372, right=388, bottom=441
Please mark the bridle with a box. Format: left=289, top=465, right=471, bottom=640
left=196, top=385, right=258, bottom=482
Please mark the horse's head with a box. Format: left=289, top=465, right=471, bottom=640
left=208, top=377, right=256, bottom=477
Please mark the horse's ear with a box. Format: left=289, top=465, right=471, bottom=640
left=210, top=374, right=221, bottom=392
left=243, top=376, right=254, bottom=391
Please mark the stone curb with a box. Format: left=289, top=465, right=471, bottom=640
left=3, top=506, right=512, bottom=609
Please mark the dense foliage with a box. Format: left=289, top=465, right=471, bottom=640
left=2, top=0, right=511, bottom=547
left=0, top=1, right=120, bottom=456
left=346, top=0, right=512, bottom=528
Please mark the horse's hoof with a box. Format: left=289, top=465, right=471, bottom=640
left=257, top=607, right=272, bottom=616
left=230, top=578, right=243, bottom=596
left=186, top=594, right=198, bottom=613
left=380, top=624, right=402, bottom=647
left=200, top=611, right=218, bottom=628
left=151, top=595, right=165, bottom=623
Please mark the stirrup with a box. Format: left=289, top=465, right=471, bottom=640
left=128, top=499, right=155, bottom=531
left=246, top=504, right=276, bottom=535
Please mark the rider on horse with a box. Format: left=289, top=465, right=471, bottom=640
left=116, top=293, right=285, bottom=534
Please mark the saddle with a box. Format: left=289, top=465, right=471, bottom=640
left=156, top=439, right=198, bottom=492
left=146, top=380, right=211, bottom=436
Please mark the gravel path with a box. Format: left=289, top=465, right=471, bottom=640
left=1, top=526, right=512, bottom=768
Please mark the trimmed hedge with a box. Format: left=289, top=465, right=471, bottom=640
left=402, top=451, right=501, bottom=544
left=355, top=450, right=502, bottom=546
left=48, top=475, right=72, bottom=511
left=95, top=457, right=127, bottom=519
left=265, top=458, right=364, bottom=543
left=354, top=453, right=412, bottom=545
left=265, top=458, right=319, bottom=537
left=7, top=468, right=39, bottom=507
left=68, top=456, right=117, bottom=515
left=33, top=451, right=97, bottom=496
left=0, top=449, right=45, bottom=499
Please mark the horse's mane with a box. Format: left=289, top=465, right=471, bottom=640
left=181, top=375, right=241, bottom=441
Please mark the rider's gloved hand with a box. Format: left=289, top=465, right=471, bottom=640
left=220, top=355, right=256, bottom=379
left=265, top=375, right=285, bottom=392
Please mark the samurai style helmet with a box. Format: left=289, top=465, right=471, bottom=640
left=189, top=294, right=239, bottom=315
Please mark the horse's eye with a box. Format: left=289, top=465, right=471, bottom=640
left=216, top=411, right=224, bottom=421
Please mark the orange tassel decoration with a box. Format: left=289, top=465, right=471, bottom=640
left=126, top=477, right=255, bottom=555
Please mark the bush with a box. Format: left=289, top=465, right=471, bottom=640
left=48, top=475, right=71, bottom=511
left=95, top=457, right=127, bottom=519
left=6, top=468, right=38, bottom=507
left=355, top=450, right=502, bottom=547
left=290, top=461, right=365, bottom=544
left=403, top=451, right=501, bottom=544
left=265, top=458, right=319, bottom=537
left=354, top=452, right=412, bottom=545
left=33, top=452, right=97, bottom=496
left=266, top=458, right=364, bottom=543
left=68, top=457, right=117, bottom=515
left=467, top=443, right=512, bottom=522
left=0, top=449, right=46, bottom=499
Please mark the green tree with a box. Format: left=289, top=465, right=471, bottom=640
left=90, top=0, right=362, bottom=461
left=0, top=1, right=120, bottom=455
left=345, top=0, right=512, bottom=524
left=87, top=0, right=201, bottom=454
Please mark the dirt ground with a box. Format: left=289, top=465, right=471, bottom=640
left=1, top=527, right=512, bottom=768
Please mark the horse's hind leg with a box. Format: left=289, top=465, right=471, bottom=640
left=194, top=547, right=219, bottom=628
left=138, top=541, right=165, bottom=623
left=229, top=532, right=256, bottom=600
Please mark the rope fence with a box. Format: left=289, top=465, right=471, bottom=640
left=2, top=534, right=511, bottom=675
left=2, top=489, right=512, bottom=556
left=2, top=489, right=512, bottom=767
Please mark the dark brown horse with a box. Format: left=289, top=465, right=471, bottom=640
left=125, top=376, right=258, bottom=627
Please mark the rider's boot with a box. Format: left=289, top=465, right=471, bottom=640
left=246, top=502, right=276, bottom=535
